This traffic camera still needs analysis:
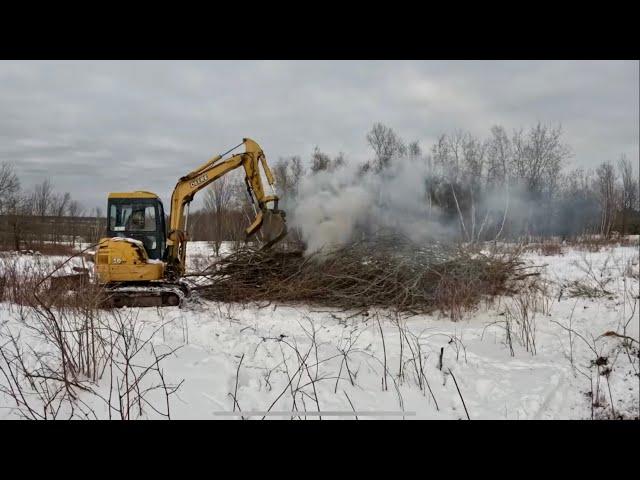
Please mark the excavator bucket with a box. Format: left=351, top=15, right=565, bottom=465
left=260, top=209, right=288, bottom=250
left=245, top=208, right=287, bottom=250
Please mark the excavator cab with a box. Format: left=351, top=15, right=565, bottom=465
left=106, top=192, right=167, bottom=260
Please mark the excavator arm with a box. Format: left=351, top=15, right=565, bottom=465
left=165, top=138, right=286, bottom=278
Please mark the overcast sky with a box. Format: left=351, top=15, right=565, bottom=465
left=0, top=60, right=638, bottom=213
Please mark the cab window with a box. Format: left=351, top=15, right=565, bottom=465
left=109, top=204, right=156, bottom=232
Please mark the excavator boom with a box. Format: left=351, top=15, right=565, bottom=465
left=165, top=138, right=287, bottom=278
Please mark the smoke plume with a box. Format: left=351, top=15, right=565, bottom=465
left=290, top=157, right=455, bottom=254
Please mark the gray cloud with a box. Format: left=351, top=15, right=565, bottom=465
left=0, top=60, right=637, bottom=212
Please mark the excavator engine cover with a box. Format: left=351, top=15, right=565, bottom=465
left=95, top=237, right=164, bottom=284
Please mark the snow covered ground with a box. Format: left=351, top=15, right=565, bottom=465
left=0, top=241, right=638, bottom=420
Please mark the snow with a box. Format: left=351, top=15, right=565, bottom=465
left=0, top=241, right=638, bottom=420
left=0, top=251, right=87, bottom=278
left=111, top=237, right=144, bottom=248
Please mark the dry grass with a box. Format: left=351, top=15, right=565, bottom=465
left=0, top=247, right=103, bottom=310
left=538, top=242, right=563, bottom=256
left=568, top=234, right=639, bottom=252
left=0, top=243, right=78, bottom=256
left=565, top=280, right=612, bottom=299
left=522, top=241, right=563, bottom=256
left=515, top=234, right=638, bottom=255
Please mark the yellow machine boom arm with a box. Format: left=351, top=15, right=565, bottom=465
left=165, top=138, right=284, bottom=277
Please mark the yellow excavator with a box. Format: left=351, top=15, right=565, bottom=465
left=91, top=138, right=286, bottom=307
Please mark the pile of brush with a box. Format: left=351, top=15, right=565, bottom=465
left=195, top=235, right=535, bottom=318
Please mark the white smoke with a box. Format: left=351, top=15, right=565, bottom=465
left=291, top=156, right=456, bottom=254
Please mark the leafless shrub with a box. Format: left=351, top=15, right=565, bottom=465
left=228, top=310, right=481, bottom=420
left=550, top=318, right=639, bottom=420
left=623, top=257, right=639, bottom=280
left=396, top=323, right=439, bottom=410
left=482, top=314, right=513, bottom=358
left=255, top=319, right=333, bottom=420
left=504, top=290, right=538, bottom=355
left=563, top=254, right=614, bottom=299
left=565, top=280, right=612, bottom=299
left=241, top=314, right=413, bottom=419
left=94, top=309, right=184, bottom=420
left=0, top=305, right=184, bottom=420
left=483, top=277, right=548, bottom=356
left=0, top=249, right=183, bottom=419
left=0, top=326, right=95, bottom=419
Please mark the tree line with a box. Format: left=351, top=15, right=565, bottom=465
left=0, top=167, right=103, bottom=251
left=2, top=122, right=638, bottom=252
left=192, top=121, right=639, bottom=246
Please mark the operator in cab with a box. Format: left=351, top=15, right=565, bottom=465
left=126, top=209, right=146, bottom=231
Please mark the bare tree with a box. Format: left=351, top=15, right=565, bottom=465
left=0, top=162, right=22, bottom=249
left=67, top=200, right=84, bottom=247
left=32, top=179, right=54, bottom=218
left=86, top=207, right=106, bottom=244
left=68, top=200, right=83, bottom=218
left=274, top=155, right=307, bottom=202
left=431, top=130, right=465, bottom=182
left=408, top=141, right=422, bottom=161
left=431, top=134, right=450, bottom=178
left=49, top=192, right=72, bottom=243
left=332, top=152, right=346, bottom=171
left=3, top=192, right=34, bottom=250
left=366, top=123, right=406, bottom=172
left=461, top=135, right=486, bottom=185
left=486, top=125, right=512, bottom=189
left=430, top=131, right=489, bottom=241
left=0, top=162, right=20, bottom=215
left=510, top=123, right=571, bottom=235
left=51, top=192, right=71, bottom=217
left=618, top=154, right=639, bottom=235
left=595, top=162, right=619, bottom=238
left=461, top=135, right=488, bottom=241
left=310, top=147, right=332, bottom=174
left=511, top=123, right=570, bottom=197
left=290, top=155, right=304, bottom=186
left=310, top=148, right=347, bottom=175
left=556, top=168, right=600, bottom=237
left=204, top=175, right=235, bottom=256
left=272, top=159, right=292, bottom=200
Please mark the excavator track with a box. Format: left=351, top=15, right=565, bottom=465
left=101, top=281, right=190, bottom=308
